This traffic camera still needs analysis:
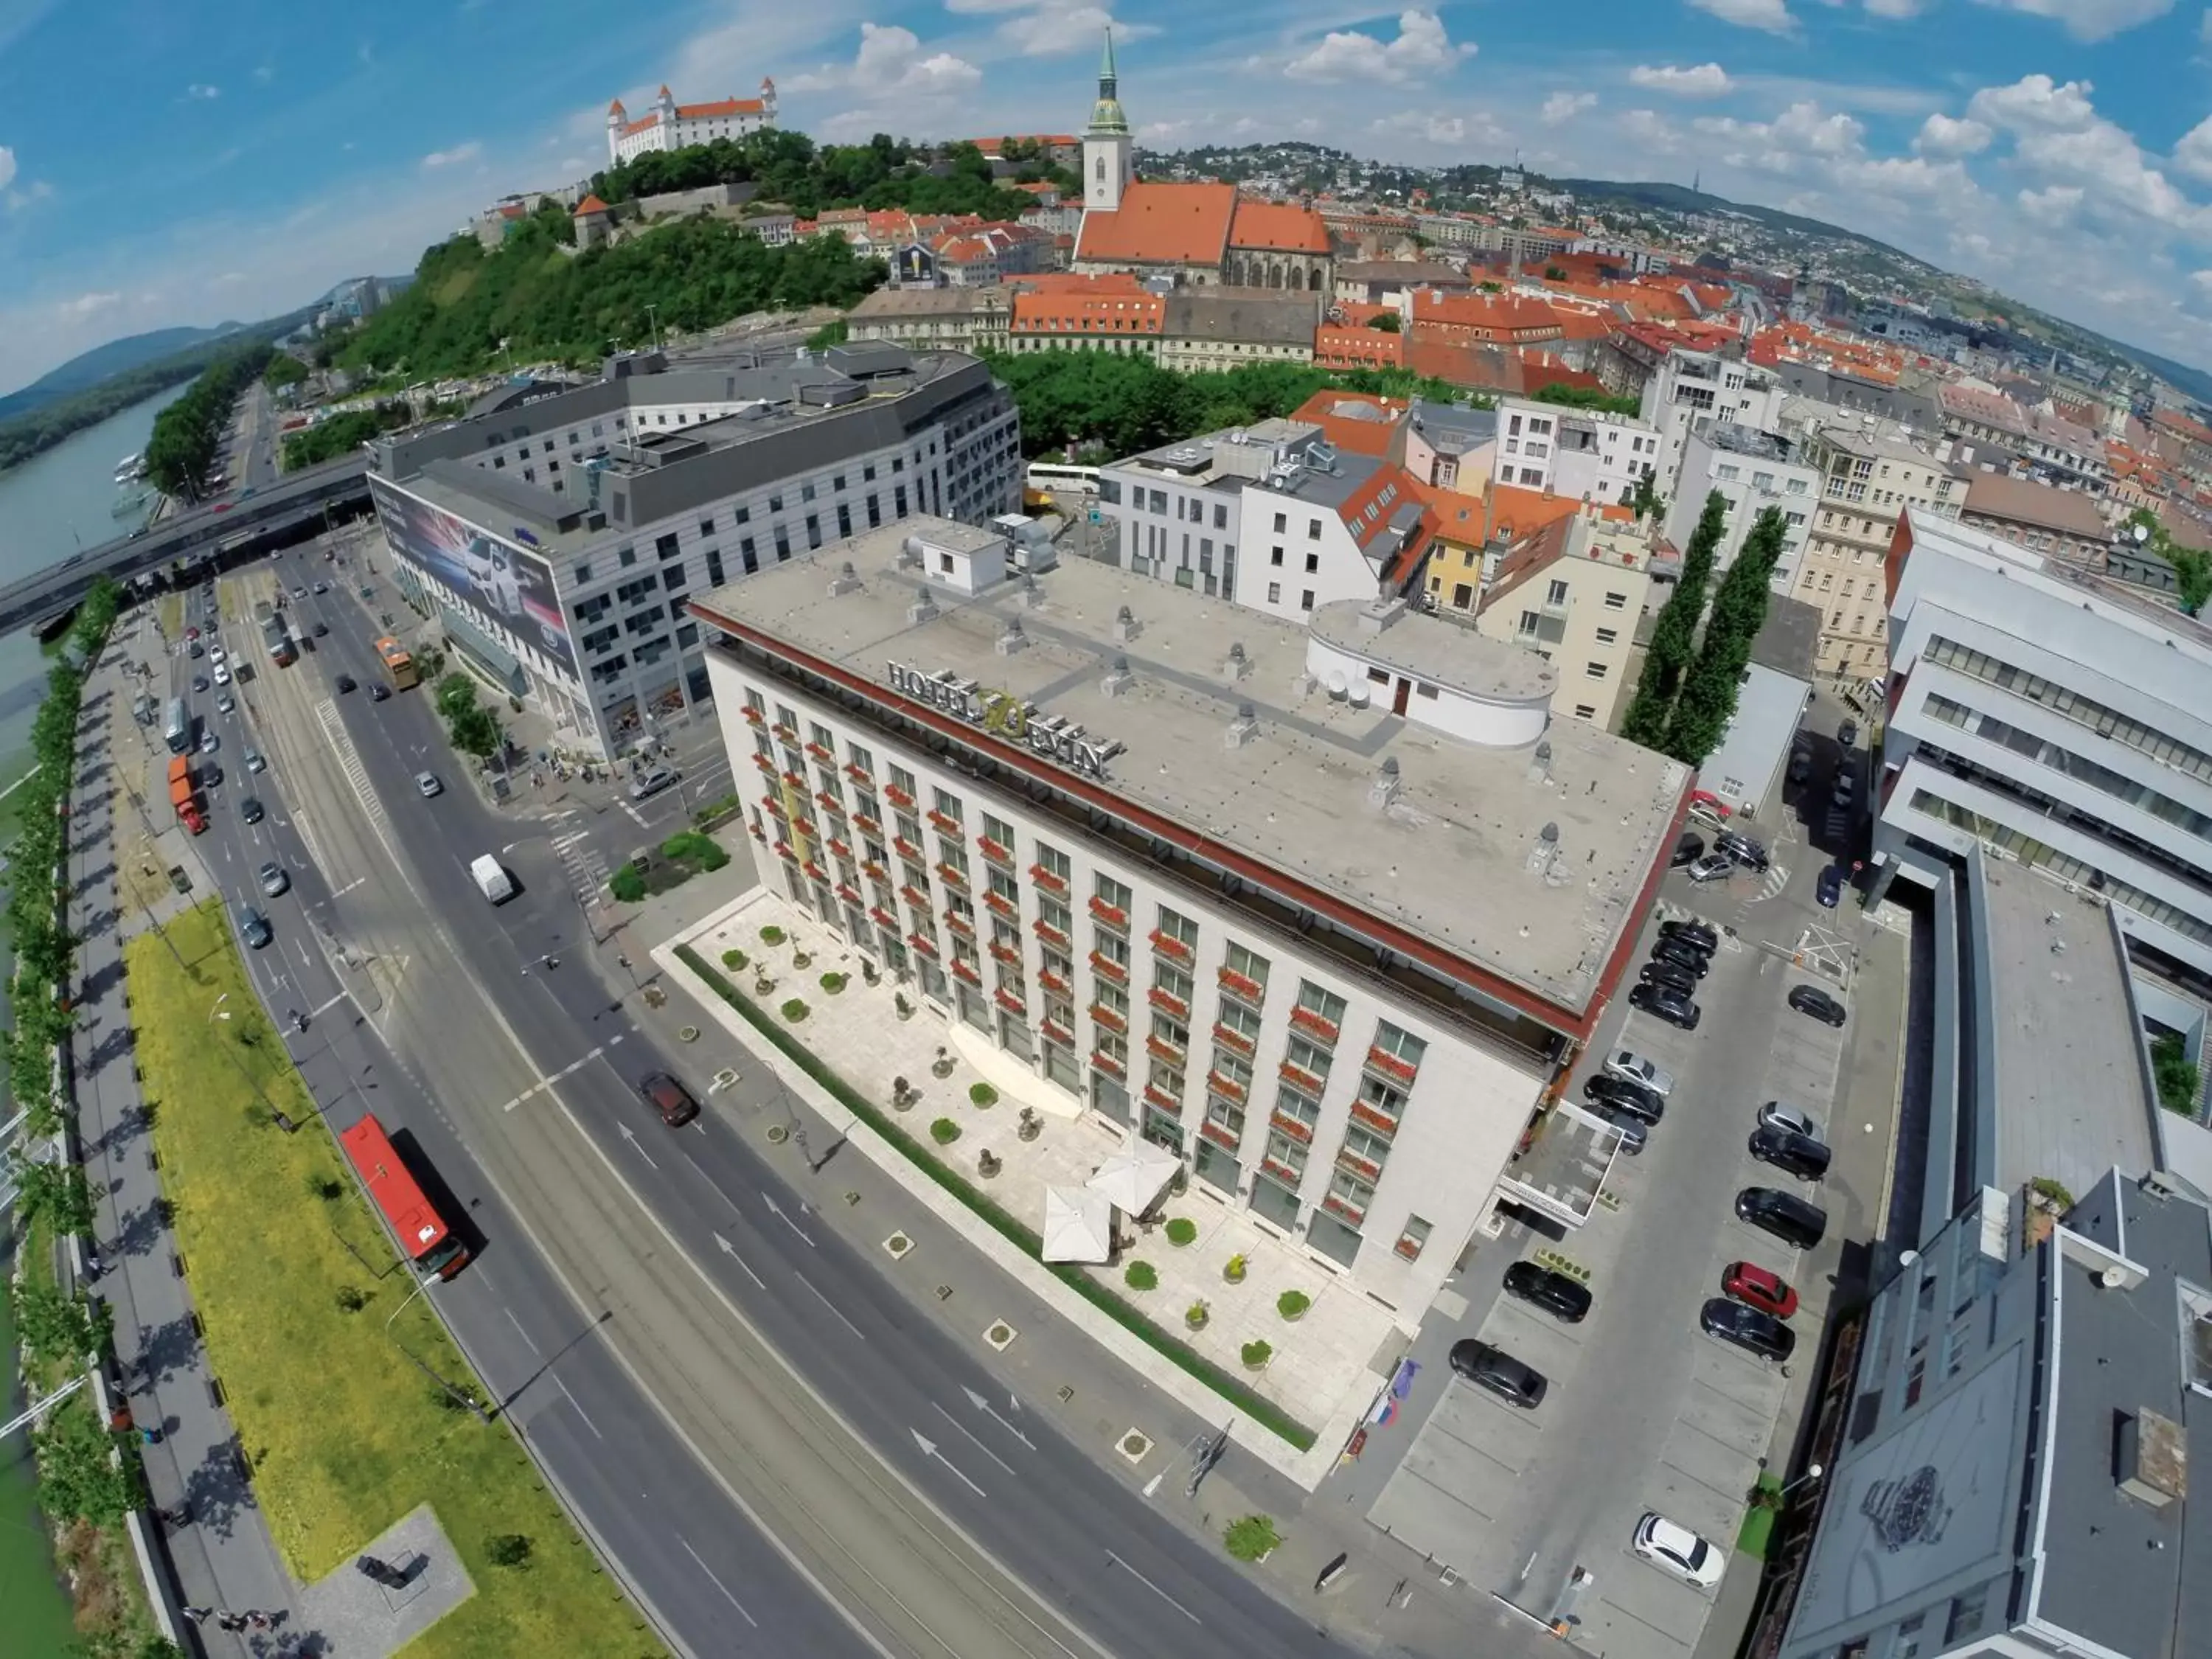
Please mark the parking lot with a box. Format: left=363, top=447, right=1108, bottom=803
left=1366, top=855, right=1863, bottom=1659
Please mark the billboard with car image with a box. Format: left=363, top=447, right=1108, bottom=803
left=368, top=476, right=577, bottom=676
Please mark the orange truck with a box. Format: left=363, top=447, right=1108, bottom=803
left=167, top=755, right=206, bottom=835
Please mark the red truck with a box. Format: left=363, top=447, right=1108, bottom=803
left=167, top=755, right=206, bottom=835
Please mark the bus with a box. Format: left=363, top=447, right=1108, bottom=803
left=1023, top=462, right=1102, bottom=498
left=339, top=1114, right=470, bottom=1280
left=166, top=755, right=205, bottom=835
left=375, top=637, right=418, bottom=690
left=163, top=697, right=191, bottom=755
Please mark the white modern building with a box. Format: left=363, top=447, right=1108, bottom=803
left=1096, top=420, right=1433, bottom=624
left=1666, top=422, right=1819, bottom=588
left=689, top=518, right=1689, bottom=1309
left=1492, top=397, right=1660, bottom=507
left=607, top=83, right=777, bottom=165
left=365, top=344, right=1019, bottom=760
left=1875, top=509, right=2212, bottom=990
left=1638, top=345, right=1790, bottom=509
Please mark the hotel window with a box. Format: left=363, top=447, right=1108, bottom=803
left=1284, top=1033, right=1332, bottom=1085
left=982, top=811, right=1015, bottom=851
left=744, top=687, right=767, bottom=719
left=988, top=867, right=1020, bottom=910
left=1095, top=980, right=1128, bottom=1020
left=1326, top=1167, right=1374, bottom=1217
left=932, top=787, right=964, bottom=825
left=890, top=764, right=917, bottom=800
left=1156, top=906, right=1197, bottom=951
left=1225, top=942, right=1270, bottom=992
left=1094, top=929, right=1130, bottom=970
left=1373, top=1022, right=1425, bottom=1070
left=1272, top=511, right=1287, bottom=532
left=1155, top=961, right=1194, bottom=1009
left=1037, top=842, right=1071, bottom=886
left=847, top=741, right=873, bottom=777
left=1095, top=873, right=1131, bottom=914
left=1294, top=982, right=1346, bottom=1032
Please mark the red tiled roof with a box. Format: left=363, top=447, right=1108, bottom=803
left=1075, top=181, right=1237, bottom=268
left=1011, top=289, right=1164, bottom=334
left=1411, top=289, right=1566, bottom=342
left=1228, top=198, right=1330, bottom=254
left=1313, top=324, right=1405, bottom=369
left=1407, top=338, right=1524, bottom=394
left=1010, top=271, right=1144, bottom=296
left=608, top=99, right=626, bottom=114
left=676, top=97, right=768, bottom=119
left=574, top=194, right=612, bottom=217
left=1289, top=390, right=1407, bottom=458
left=1336, top=465, right=1422, bottom=557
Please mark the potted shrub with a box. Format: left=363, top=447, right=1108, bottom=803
left=1184, top=1300, right=1209, bottom=1330
left=754, top=974, right=777, bottom=997
left=1165, top=1217, right=1197, bottom=1248
left=720, top=947, right=748, bottom=971
left=1124, top=1260, right=1158, bottom=1292
left=780, top=998, right=809, bottom=1023
left=969, top=1082, right=998, bottom=1107
left=1277, top=1290, right=1311, bottom=1322
left=978, top=1150, right=1002, bottom=1178
left=931, top=1046, right=956, bottom=1079
left=895, top=992, right=914, bottom=1021
left=1239, top=1339, right=1271, bottom=1371
left=1017, top=1107, right=1042, bottom=1141
left=820, top=972, right=847, bottom=994
left=793, top=948, right=813, bottom=970
left=759, top=925, right=785, bottom=945
left=1222, top=1253, right=1248, bottom=1284
left=930, top=1116, right=961, bottom=1145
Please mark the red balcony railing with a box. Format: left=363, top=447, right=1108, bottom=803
left=1089, top=951, right=1129, bottom=986
left=835, top=880, right=862, bottom=905
left=1032, top=918, right=1071, bottom=951
left=1042, top=1017, right=1073, bottom=1046
left=1335, top=1147, right=1384, bottom=1182
left=1148, top=928, right=1194, bottom=965
left=892, top=835, right=923, bottom=862
left=1089, top=1001, right=1128, bottom=1035
left=1259, top=1155, right=1302, bottom=1187
left=900, top=884, right=931, bottom=911
left=869, top=905, right=899, bottom=930
left=815, top=791, right=846, bottom=819
left=1321, top=1192, right=1366, bottom=1226
left=1278, top=1060, right=1326, bottom=1099
left=989, top=938, right=1022, bottom=965
left=984, top=890, right=1018, bottom=922
left=852, top=811, right=882, bottom=837
left=1207, top=1070, right=1248, bottom=1105
left=950, top=956, right=982, bottom=987
left=1289, top=1006, right=1340, bottom=1043
left=1199, top=1119, right=1242, bottom=1151
left=977, top=834, right=1014, bottom=868
left=1217, top=967, right=1265, bottom=1005
left=1349, top=1099, right=1400, bottom=1138
left=1147, top=985, right=1190, bottom=1021
left=1211, top=1021, right=1256, bottom=1058
left=936, top=861, right=969, bottom=892
left=927, top=810, right=963, bottom=838
left=1145, top=1032, right=1186, bottom=1067
left=942, top=911, right=975, bottom=940
left=1268, top=1110, right=1313, bottom=1144
left=995, top=986, right=1027, bottom=1017
left=1037, top=967, right=1069, bottom=996
left=1091, top=1049, right=1125, bottom=1079
left=883, top=783, right=915, bottom=810
left=751, top=752, right=776, bottom=776
left=742, top=705, right=766, bottom=728
left=804, top=740, right=834, bottom=765
left=1089, top=897, right=1130, bottom=931
left=1029, top=862, right=1068, bottom=897
left=826, top=835, right=852, bottom=860
left=771, top=723, right=799, bottom=746
left=1366, top=1045, right=1420, bottom=1085
left=1144, top=1083, right=1181, bottom=1116
left=844, top=762, right=872, bottom=785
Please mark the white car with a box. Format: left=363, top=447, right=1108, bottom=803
left=208, top=644, right=226, bottom=664
left=1604, top=1049, right=1675, bottom=1099
left=1759, top=1100, right=1822, bottom=1141
left=213, top=665, right=231, bottom=686
left=1634, top=1513, right=1725, bottom=1589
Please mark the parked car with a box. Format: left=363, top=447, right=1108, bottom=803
left=1701, top=1298, right=1796, bottom=1362
left=1685, top=852, right=1735, bottom=884
left=1817, top=863, right=1846, bottom=908
left=216, top=693, right=234, bottom=715
left=1716, top=830, right=1769, bottom=871
left=1587, top=1105, right=1649, bottom=1155
left=1630, top=982, right=1702, bottom=1029
left=1502, top=1262, right=1593, bottom=1324
left=1787, top=748, right=1814, bottom=785
left=1640, top=959, right=1701, bottom=997
left=208, top=644, right=226, bottom=664
left=1634, top=1513, right=1725, bottom=1590
left=312, top=581, right=328, bottom=595
left=1837, top=717, right=1859, bottom=748
left=198, top=731, right=218, bottom=754
left=1831, top=771, right=1857, bottom=808
left=415, top=771, right=442, bottom=798
left=1750, top=1124, right=1832, bottom=1181
left=1584, top=1073, right=1664, bottom=1124
left=1723, top=1261, right=1800, bottom=1321
left=1759, top=1101, right=1822, bottom=1141
left=1660, top=918, right=1719, bottom=954
left=369, top=683, right=391, bottom=702
left=1604, top=1048, right=1674, bottom=1098
left=1449, top=1340, right=1548, bottom=1408
left=191, top=674, right=209, bottom=693
left=239, top=797, right=265, bottom=825
left=258, top=860, right=289, bottom=898
left=1671, top=832, right=1706, bottom=870
left=243, top=747, right=266, bottom=773
left=187, top=640, right=204, bottom=658
left=212, top=666, right=230, bottom=686
left=1649, top=936, right=1711, bottom=977
left=313, top=621, right=329, bottom=637
left=1790, top=984, right=1848, bottom=1027
left=637, top=1071, right=700, bottom=1128
left=1736, top=1186, right=1828, bottom=1249
left=630, top=765, right=680, bottom=802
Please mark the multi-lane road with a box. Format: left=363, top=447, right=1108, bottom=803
left=164, top=553, right=1364, bottom=1659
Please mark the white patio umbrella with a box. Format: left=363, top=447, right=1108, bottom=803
left=1040, top=1183, right=1114, bottom=1265
left=1086, top=1138, right=1180, bottom=1217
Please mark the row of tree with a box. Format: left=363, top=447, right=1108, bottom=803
left=985, top=349, right=1485, bottom=461
left=1618, top=491, right=1790, bottom=765
left=334, top=216, right=887, bottom=381
left=591, top=130, right=1068, bottom=223
left=0, top=350, right=214, bottom=478
left=142, top=345, right=274, bottom=501
left=280, top=400, right=417, bottom=472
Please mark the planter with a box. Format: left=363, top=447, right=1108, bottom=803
left=978, top=1150, right=1002, bottom=1179
left=1276, top=1290, right=1311, bottom=1322
left=676, top=1025, right=699, bottom=1043
left=1185, top=1301, right=1209, bottom=1331
left=931, top=1116, right=961, bottom=1145
left=1124, top=1260, right=1158, bottom=1292
left=931, top=1050, right=956, bottom=1079
left=1165, top=1217, right=1197, bottom=1247
left=759, top=925, right=785, bottom=945
left=1222, top=1254, right=1248, bottom=1284
left=969, top=1083, right=998, bottom=1107
left=780, top=999, right=810, bottom=1023
left=1239, top=1340, right=1271, bottom=1371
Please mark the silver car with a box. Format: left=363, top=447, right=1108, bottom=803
left=258, top=860, right=289, bottom=897
left=1685, top=852, right=1733, bottom=883
left=1759, top=1100, right=1821, bottom=1141
left=1604, top=1048, right=1675, bottom=1098
left=628, top=765, right=679, bottom=801
left=415, top=771, right=442, bottom=798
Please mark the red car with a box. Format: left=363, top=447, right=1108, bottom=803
left=1723, top=1261, right=1799, bottom=1321
left=185, top=626, right=199, bottom=640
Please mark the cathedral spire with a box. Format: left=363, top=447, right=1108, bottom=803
left=1088, top=25, right=1128, bottom=136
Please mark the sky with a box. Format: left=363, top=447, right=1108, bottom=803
left=0, top=0, right=2208, bottom=394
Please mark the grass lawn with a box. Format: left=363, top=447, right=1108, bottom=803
left=156, top=592, right=183, bottom=641
left=126, top=901, right=664, bottom=1659
left=1736, top=1473, right=1783, bottom=1559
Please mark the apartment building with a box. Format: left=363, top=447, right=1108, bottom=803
left=1877, top=509, right=2212, bottom=987
left=690, top=518, right=1688, bottom=1311
left=1957, top=472, right=2111, bottom=573
left=1491, top=396, right=1660, bottom=504
left=1667, top=422, right=1819, bottom=589
left=1157, top=288, right=1318, bottom=373
left=844, top=287, right=1012, bottom=356
left=1467, top=511, right=1655, bottom=728
left=1638, top=345, right=1790, bottom=507
left=1793, top=427, right=1965, bottom=677
left=364, top=345, right=1019, bottom=759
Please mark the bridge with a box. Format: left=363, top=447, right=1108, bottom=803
left=0, top=454, right=375, bottom=634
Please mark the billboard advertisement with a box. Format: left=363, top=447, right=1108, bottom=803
left=368, top=476, right=578, bottom=676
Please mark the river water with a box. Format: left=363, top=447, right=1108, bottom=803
left=0, top=383, right=189, bottom=1655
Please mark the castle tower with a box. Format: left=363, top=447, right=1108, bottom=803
left=760, top=77, right=778, bottom=122
left=1082, top=28, right=1132, bottom=215
left=605, top=99, right=627, bottom=165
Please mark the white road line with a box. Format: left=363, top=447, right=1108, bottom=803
left=678, top=1537, right=761, bottom=1627
left=931, top=1401, right=1014, bottom=1477
left=1103, top=1552, right=1202, bottom=1625
left=503, top=1307, right=543, bottom=1356
left=553, top=1374, right=602, bottom=1439
left=502, top=1042, right=611, bottom=1110
left=796, top=1273, right=867, bottom=1343
left=308, top=992, right=347, bottom=1018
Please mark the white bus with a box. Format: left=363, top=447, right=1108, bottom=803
left=1023, top=462, right=1101, bottom=498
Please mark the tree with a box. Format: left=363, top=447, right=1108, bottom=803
left=1543, top=263, right=1568, bottom=280
left=1529, top=382, right=1640, bottom=417
left=1621, top=490, right=1731, bottom=747
left=1663, top=507, right=1789, bottom=764
left=143, top=344, right=276, bottom=500
left=2125, top=507, right=2212, bottom=617
left=8, top=1277, right=100, bottom=1370
left=805, top=319, right=851, bottom=351
left=484, top=1532, right=534, bottom=1569
left=449, top=703, right=502, bottom=760
left=32, top=1402, right=142, bottom=1526
left=13, top=1159, right=95, bottom=1237
left=1628, top=471, right=1665, bottom=524
left=1367, top=312, right=1401, bottom=333
left=262, top=352, right=308, bottom=392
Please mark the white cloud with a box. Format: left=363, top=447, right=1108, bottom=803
left=1542, top=91, right=1598, bottom=125
left=420, top=141, right=483, bottom=169
left=1695, top=100, right=1866, bottom=170
left=1966, top=73, right=2096, bottom=133
left=185, top=83, right=220, bottom=100
left=2192, top=268, right=2212, bottom=295
left=989, top=4, right=1154, bottom=55
left=1971, top=0, right=2174, bottom=41
left=1627, top=63, right=1733, bottom=96
left=1687, top=0, right=1797, bottom=32
left=1284, top=10, right=1473, bottom=83
left=58, top=292, right=120, bottom=319
left=0, top=146, right=15, bottom=193
left=1620, top=108, right=1683, bottom=153
left=1915, top=112, right=1992, bottom=156
left=4, top=178, right=51, bottom=211
left=2173, top=114, right=2212, bottom=182
left=1863, top=0, right=1930, bottom=14
left=785, top=23, right=981, bottom=97
left=1371, top=109, right=1492, bottom=147
left=1967, top=74, right=2210, bottom=234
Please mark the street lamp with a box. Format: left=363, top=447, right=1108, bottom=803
left=1780, top=1461, right=1825, bottom=1500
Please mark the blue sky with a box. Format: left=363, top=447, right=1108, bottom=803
left=0, top=0, right=2208, bottom=394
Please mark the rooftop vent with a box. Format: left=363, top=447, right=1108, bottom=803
left=1225, top=700, right=1259, bottom=750
left=995, top=616, right=1029, bottom=657
left=1357, top=597, right=1409, bottom=636
left=1528, top=740, right=1554, bottom=785
left=1113, top=605, right=1141, bottom=644
left=908, top=585, right=939, bottom=626
left=827, top=560, right=863, bottom=597
left=897, top=535, right=925, bottom=570
left=1019, top=572, right=1046, bottom=608
left=1100, top=653, right=1134, bottom=698
left=1527, top=820, right=1561, bottom=877
left=1368, top=755, right=1402, bottom=812
left=1224, top=641, right=1251, bottom=682
left=2115, top=1408, right=2187, bottom=1509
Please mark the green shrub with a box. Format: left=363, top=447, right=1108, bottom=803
left=1124, top=1260, right=1158, bottom=1292
left=968, top=1082, right=998, bottom=1107
left=1277, top=1290, right=1310, bottom=1321
left=608, top=866, right=646, bottom=904
left=1241, top=1339, right=1271, bottom=1369
left=484, top=1532, right=532, bottom=1570
left=721, top=948, right=748, bottom=971
left=672, top=945, right=1318, bottom=1450
left=1185, top=1301, right=1208, bottom=1329
left=780, top=998, right=808, bottom=1022
left=1222, top=1253, right=1248, bottom=1283
left=1223, top=1514, right=1280, bottom=1562
left=819, top=972, right=846, bottom=994
left=1165, top=1217, right=1197, bottom=1247
left=930, top=1116, right=961, bottom=1145
left=759, top=925, right=785, bottom=945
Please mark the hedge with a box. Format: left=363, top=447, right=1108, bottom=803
left=675, top=944, right=1316, bottom=1450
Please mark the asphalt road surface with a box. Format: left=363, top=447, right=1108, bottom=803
left=178, top=556, right=1364, bottom=1659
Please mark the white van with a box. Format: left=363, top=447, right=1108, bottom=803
left=470, top=854, right=515, bottom=903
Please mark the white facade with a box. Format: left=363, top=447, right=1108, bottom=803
left=1879, top=509, right=2212, bottom=984
left=608, top=83, right=778, bottom=165
left=1639, top=347, right=1788, bottom=509
left=1666, top=425, right=1819, bottom=588
left=706, top=658, right=1547, bottom=1314
left=1492, top=397, right=1660, bottom=504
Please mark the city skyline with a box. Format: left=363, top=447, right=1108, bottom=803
left=0, top=1, right=2206, bottom=393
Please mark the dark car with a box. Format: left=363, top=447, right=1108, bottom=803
left=1789, top=984, right=1848, bottom=1027
left=1837, top=717, right=1859, bottom=748
left=638, top=1071, right=700, bottom=1127
left=369, top=683, right=391, bottom=702
left=1660, top=918, right=1719, bottom=953
left=1750, top=1124, right=1832, bottom=1181
left=1587, top=1105, right=1649, bottom=1154
left=1449, top=1340, right=1548, bottom=1408
left=1700, top=1298, right=1796, bottom=1362
left=1585, top=1073, right=1665, bottom=1124
left=235, top=905, right=272, bottom=950
left=1817, top=864, right=1846, bottom=908
left=313, top=622, right=329, bottom=637
left=1503, top=1262, right=1593, bottom=1324
left=1736, top=1186, right=1828, bottom=1249
left=1716, top=831, right=1769, bottom=871
left=1641, top=959, right=1700, bottom=997
left=191, top=673, right=209, bottom=693
left=1787, top=748, right=1814, bottom=785
left=239, top=796, right=265, bottom=825
left=1672, top=832, right=1706, bottom=870
left=1651, top=936, right=1711, bottom=976
left=187, top=640, right=204, bottom=658
left=335, top=674, right=357, bottom=693
left=1630, top=982, right=1701, bottom=1030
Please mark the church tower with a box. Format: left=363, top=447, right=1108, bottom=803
left=1082, top=28, right=1132, bottom=214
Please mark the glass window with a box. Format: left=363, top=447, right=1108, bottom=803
left=847, top=741, right=873, bottom=776
left=1155, top=963, right=1194, bottom=1006
left=1294, top=981, right=1347, bottom=1030
left=1095, top=873, right=1132, bottom=914
left=1216, top=999, right=1262, bottom=1045
left=1094, top=930, right=1130, bottom=968
left=889, top=764, right=917, bottom=799
left=1372, top=1022, right=1425, bottom=1068
left=1038, top=842, right=1071, bottom=883
left=932, top=787, right=964, bottom=824
left=1156, top=905, right=1198, bottom=949
left=1284, top=1034, right=1332, bottom=1082
left=1225, top=942, right=1270, bottom=990
left=983, top=812, right=1015, bottom=850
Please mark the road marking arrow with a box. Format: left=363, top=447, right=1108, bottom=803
left=762, top=1190, right=814, bottom=1247
left=910, top=1429, right=985, bottom=1497
left=616, top=1122, right=660, bottom=1171
left=961, top=1384, right=1035, bottom=1449
left=712, top=1232, right=765, bottom=1289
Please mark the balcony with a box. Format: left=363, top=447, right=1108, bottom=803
left=772, top=840, right=798, bottom=863
left=1211, top=1020, right=1256, bottom=1058
left=1335, top=1147, right=1384, bottom=1183
left=862, top=860, right=888, bottom=883
left=1258, top=1154, right=1303, bottom=1188
left=844, top=762, right=872, bottom=786
left=1041, top=1016, right=1073, bottom=1046
left=942, top=910, right=975, bottom=940
left=950, top=956, right=982, bottom=987
left=995, top=985, right=1027, bottom=1017
left=1206, top=1070, right=1248, bottom=1105
left=984, top=890, right=1018, bottom=922
left=1321, top=1192, right=1366, bottom=1227
left=815, top=790, right=846, bottom=819
left=1267, top=1109, right=1313, bottom=1145
left=989, top=937, right=1022, bottom=966
left=1365, top=1045, right=1421, bottom=1086
left=835, top=880, right=862, bottom=905
left=1278, top=1059, right=1327, bottom=1099
left=883, top=782, right=916, bottom=810
left=751, top=752, right=776, bottom=776
left=1089, top=1001, right=1128, bottom=1035
left=1089, top=951, right=1130, bottom=987
left=748, top=820, right=765, bottom=843
left=1289, top=1006, right=1340, bottom=1044
left=1029, top=863, right=1069, bottom=897
left=801, top=859, right=827, bottom=883
left=1032, top=918, right=1071, bottom=952
left=771, top=723, right=799, bottom=746
left=1217, top=967, right=1265, bottom=1007
left=1199, top=1119, right=1242, bottom=1152
left=742, top=705, right=766, bottom=728
left=780, top=770, right=807, bottom=793
left=1144, top=1082, right=1182, bottom=1116
left=977, top=834, right=1015, bottom=868
left=852, top=810, right=882, bottom=838
left=804, top=740, right=835, bottom=765
left=1148, top=928, right=1194, bottom=965
left=927, top=809, right=963, bottom=838
left=826, top=835, right=852, bottom=860
left=900, top=883, right=930, bottom=911
left=892, top=835, right=923, bottom=862
left=1147, top=985, right=1190, bottom=1021
left=1037, top=966, right=1070, bottom=996
left=762, top=792, right=789, bottom=820
left=1089, top=897, right=1130, bottom=931
left=1348, top=1099, right=1400, bottom=1140
left=1091, top=1048, right=1126, bottom=1079
left=1145, top=1032, right=1186, bottom=1067
left=869, top=905, right=899, bottom=930
left=936, top=861, right=970, bottom=892
left=790, top=816, right=818, bottom=843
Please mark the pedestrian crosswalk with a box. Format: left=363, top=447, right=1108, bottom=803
left=554, top=830, right=608, bottom=905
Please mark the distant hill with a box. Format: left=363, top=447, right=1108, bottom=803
left=0, top=323, right=246, bottom=421
left=1550, top=178, right=1930, bottom=268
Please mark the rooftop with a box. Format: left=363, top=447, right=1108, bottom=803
left=1961, top=471, right=2111, bottom=540
left=690, top=518, right=1686, bottom=1023
left=1702, top=421, right=1798, bottom=463
left=1074, top=179, right=1237, bottom=268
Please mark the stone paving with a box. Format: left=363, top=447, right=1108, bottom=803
left=664, top=887, right=1402, bottom=1487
